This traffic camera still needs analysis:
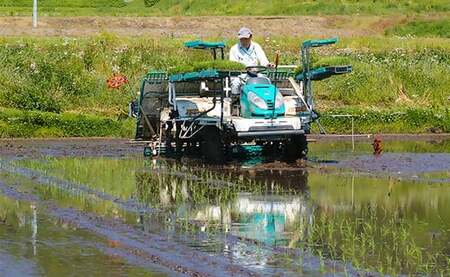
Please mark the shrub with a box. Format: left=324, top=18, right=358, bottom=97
left=144, top=0, right=160, bottom=8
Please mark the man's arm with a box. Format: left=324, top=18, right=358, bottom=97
left=254, top=43, right=270, bottom=67
left=229, top=45, right=239, bottom=62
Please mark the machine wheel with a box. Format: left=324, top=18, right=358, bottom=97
left=283, top=135, right=308, bottom=162
left=201, top=127, right=224, bottom=164
left=262, top=142, right=281, bottom=161
left=174, top=121, right=183, bottom=159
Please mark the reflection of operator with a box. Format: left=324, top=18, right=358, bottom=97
left=229, top=27, right=274, bottom=95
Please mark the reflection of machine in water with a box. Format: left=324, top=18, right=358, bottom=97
left=192, top=193, right=313, bottom=246
left=135, top=161, right=314, bottom=247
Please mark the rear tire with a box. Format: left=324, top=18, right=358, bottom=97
left=283, top=134, right=308, bottom=162
left=201, top=127, right=224, bottom=164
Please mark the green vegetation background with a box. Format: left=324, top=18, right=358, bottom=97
left=1, top=0, right=449, bottom=16
left=0, top=0, right=449, bottom=137
left=0, top=34, right=449, bottom=137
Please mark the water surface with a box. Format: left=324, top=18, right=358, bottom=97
left=1, top=138, right=449, bottom=276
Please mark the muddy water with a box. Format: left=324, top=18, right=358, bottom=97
left=0, top=194, right=167, bottom=277
left=1, top=138, right=449, bottom=276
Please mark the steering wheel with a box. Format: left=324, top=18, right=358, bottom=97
left=245, top=65, right=267, bottom=75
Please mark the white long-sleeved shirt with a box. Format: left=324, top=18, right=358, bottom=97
left=229, top=42, right=269, bottom=67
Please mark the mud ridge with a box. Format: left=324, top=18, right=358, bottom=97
left=1, top=163, right=158, bottom=214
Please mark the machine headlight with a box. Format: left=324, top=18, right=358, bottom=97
left=248, top=91, right=268, bottom=109
left=274, top=91, right=284, bottom=109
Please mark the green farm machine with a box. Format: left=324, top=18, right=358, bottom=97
left=135, top=38, right=351, bottom=162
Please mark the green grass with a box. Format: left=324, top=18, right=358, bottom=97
left=0, top=0, right=126, bottom=7
left=0, top=34, right=191, bottom=116
left=386, top=18, right=450, bottom=38
left=319, top=108, right=450, bottom=134
left=314, top=50, right=450, bottom=109
left=0, top=107, right=134, bottom=137
left=1, top=0, right=449, bottom=16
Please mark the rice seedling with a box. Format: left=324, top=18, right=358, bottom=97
left=13, top=156, right=450, bottom=275
left=297, top=207, right=450, bottom=275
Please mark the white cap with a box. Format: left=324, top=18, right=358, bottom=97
left=238, top=27, right=252, bottom=39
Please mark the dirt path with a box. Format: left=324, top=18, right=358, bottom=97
left=0, top=15, right=401, bottom=37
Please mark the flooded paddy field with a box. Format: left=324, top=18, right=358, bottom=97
left=1, top=135, right=449, bottom=276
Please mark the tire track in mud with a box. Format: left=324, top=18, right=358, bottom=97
left=1, top=163, right=158, bottom=214
left=0, top=179, right=258, bottom=277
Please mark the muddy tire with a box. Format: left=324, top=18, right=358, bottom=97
left=201, top=127, right=224, bottom=164
left=283, top=134, right=308, bottom=162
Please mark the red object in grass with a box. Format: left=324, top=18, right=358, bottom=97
left=107, top=74, right=128, bottom=89
left=372, top=135, right=382, bottom=156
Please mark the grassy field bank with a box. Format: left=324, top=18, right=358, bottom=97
left=386, top=18, right=450, bottom=38
left=0, top=34, right=449, bottom=137
left=1, top=0, right=449, bottom=16
left=0, top=108, right=134, bottom=137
